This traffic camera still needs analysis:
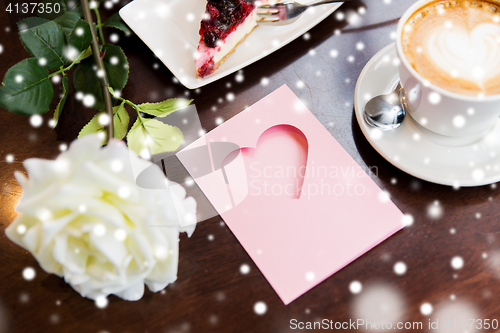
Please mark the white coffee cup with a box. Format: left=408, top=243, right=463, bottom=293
left=396, top=0, right=500, bottom=139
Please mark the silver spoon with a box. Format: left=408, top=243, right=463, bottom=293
left=364, top=82, right=406, bottom=130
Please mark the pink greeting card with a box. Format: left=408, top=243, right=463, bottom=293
left=177, top=85, right=405, bottom=304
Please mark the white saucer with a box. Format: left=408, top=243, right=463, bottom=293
left=354, top=43, right=500, bottom=187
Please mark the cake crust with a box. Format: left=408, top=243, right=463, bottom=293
left=196, top=0, right=259, bottom=78
left=196, top=25, right=257, bottom=78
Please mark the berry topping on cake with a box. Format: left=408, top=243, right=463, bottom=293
left=196, top=0, right=264, bottom=78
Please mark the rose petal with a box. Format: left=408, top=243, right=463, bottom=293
left=114, top=281, right=144, bottom=301
left=5, top=134, right=197, bottom=301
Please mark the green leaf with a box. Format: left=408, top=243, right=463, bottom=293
left=102, top=44, right=129, bottom=91
left=53, top=73, right=68, bottom=126
left=53, top=11, right=81, bottom=40
left=78, top=101, right=130, bottom=140
left=73, top=44, right=129, bottom=111
left=18, top=20, right=66, bottom=70
left=78, top=113, right=103, bottom=138
left=17, top=17, right=50, bottom=31
left=127, top=118, right=183, bottom=155
left=127, top=119, right=142, bottom=155
left=138, top=98, right=193, bottom=118
left=0, top=58, right=53, bottom=115
left=113, top=102, right=130, bottom=140
left=52, top=11, right=91, bottom=60
left=66, top=18, right=92, bottom=60
left=73, top=46, right=92, bottom=65
left=104, top=13, right=131, bottom=34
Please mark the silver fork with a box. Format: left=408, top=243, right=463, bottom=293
left=257, top=0, right=347, bottom=25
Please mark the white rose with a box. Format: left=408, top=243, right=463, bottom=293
left=6, top=134, right=196, bottom=301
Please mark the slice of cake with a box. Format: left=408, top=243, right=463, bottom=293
left=196, top=0, right=265, bottom=78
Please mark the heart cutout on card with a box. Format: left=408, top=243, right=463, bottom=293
left=222, top=125, right=309, bottom=199
left=427, top=23, right=500, bottom=85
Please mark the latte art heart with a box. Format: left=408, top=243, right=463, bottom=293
left=427, top=24, right=500, bottom=87
left=402, top=0, right=500, bottom=96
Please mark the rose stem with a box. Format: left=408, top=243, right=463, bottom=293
left=80, top=0, right=114, bottom=143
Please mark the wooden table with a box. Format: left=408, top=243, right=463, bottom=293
left=1, top=0, right=500, bottom=332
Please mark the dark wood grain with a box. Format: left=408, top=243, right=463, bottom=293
left=1, top=0, right=500, bottom=332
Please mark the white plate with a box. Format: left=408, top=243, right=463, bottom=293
left=354, top=43, right=500, bottom=187
left=119, top=0, right=342, bottom=89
